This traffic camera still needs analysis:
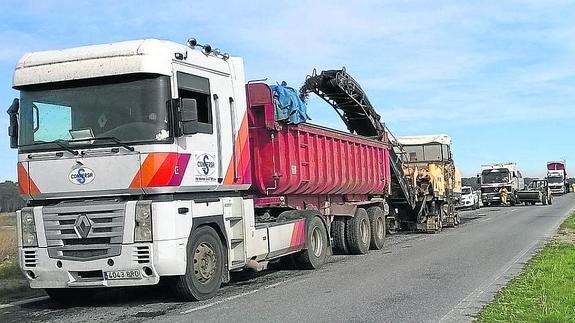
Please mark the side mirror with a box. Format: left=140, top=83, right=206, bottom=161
left=476, top=174, right=480, bottom=184
left=174, top=98, right=199, bottom=135
left=6, top=98, right=19, bottom=149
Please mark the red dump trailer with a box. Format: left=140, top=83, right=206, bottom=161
left=246, top=82, right=391, bottom=254
left=247, top=83, right=390, bottom=203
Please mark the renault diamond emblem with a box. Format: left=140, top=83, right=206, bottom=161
left=74, top=214, right=92, bottom=239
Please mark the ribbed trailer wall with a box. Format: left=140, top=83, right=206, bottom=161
left=247, top=83, right=391, bottom=199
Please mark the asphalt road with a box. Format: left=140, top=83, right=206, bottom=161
left=2, top=194, right=574, bottom=323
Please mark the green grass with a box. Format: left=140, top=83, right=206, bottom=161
left=0, top=213, right=42, bottom=303
left=0, top=261, right=22, bottom=280
left=560, top=214, right=575, bottom=230
left=0, top=212, right=16, bottom=227
left=478, top=214, right=575, bottom=323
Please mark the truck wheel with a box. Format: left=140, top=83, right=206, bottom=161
left=549, top=196, right=553, bottom=205
left=45, top=288, right=95, bottom=304
left=543, top=197, right=548, bottom=205
left=172, top=226, right=224, bottom=301
left=367, top=206, right=386, bottom=250
left=331, top=216, right=349, bottom=254
left=295, top=216, right=328, bottom=269
left=346, top=208, right=371, bottom=255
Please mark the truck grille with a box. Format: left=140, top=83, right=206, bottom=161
left=43, top=202, right=125, bottom=261
left=481, top=187, right=500, bottom=193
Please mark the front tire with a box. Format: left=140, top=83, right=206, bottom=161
left=294, top=216, right=328, bottom=269
left=367, top=206, right=386, bottom=250
left=172, top=226, right=224, bottom=301
left=346, top=208, right=371, bottom=255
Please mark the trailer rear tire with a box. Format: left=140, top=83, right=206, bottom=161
left=331, top=216, right=349, bottom=254
left=295, top=216, right=328, bottom=269
left=367, top=206, right=386, bottom=250
left=346, top=208, right=371, bottom=255
left=172, top=226, right=224, bottom=301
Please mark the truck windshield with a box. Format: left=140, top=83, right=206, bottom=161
left=462, top=188, right=472, bottom=195
left=481, top=169, right=510, bottom=184
left=18, top=74, right=171, bottom=151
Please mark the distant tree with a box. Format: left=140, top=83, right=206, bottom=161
left=461, top=177, right=480, bottom=190
left=0, top=181, right=26, bottom=212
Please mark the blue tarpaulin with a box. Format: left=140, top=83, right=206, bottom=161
left=270, top=81, right=310, bottom=124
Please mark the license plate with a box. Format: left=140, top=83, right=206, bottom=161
left=104, top=270, right=141, bottom=280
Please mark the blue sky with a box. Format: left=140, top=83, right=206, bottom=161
left=1, top=0, right=574, bottom=180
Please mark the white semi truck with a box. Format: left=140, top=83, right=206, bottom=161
left=479, top=163, right=525, bottom=206
left=547, top=161, right=568, bottom=194
left=8, top=39, right=395, bottom=302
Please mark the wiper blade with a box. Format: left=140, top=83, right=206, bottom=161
left=27, top=140, right=79, bottom=156
left=93, top=137, right=135, bottom=152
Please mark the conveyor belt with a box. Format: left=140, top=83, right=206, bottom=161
left=300, top=68, right=416, bottom=210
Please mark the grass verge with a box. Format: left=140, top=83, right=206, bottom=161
left=0, top=213, right=43, bottom=303
left=477, top=213, right=575, bottom=322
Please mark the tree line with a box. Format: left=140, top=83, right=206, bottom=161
left=0, top=181, right=26, bottom=212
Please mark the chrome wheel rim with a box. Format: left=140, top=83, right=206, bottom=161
left=360, top=219, right=369, bottom=245
left=376, top=217, right=385, bottom=240
left=311, top=226, right=323, bottom=257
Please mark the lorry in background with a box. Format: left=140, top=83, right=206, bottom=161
left=547, top=161, right=567, bottom=194
left=479, top=163, right=525, bottom=206
left=390, top=135, right=461, bottom=231
left=457, top=186, right=480, bottom=210
left=9, top=38, right=442, bottom=303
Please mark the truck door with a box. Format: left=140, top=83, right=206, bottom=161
left=171, top=65, right=223, bottom=191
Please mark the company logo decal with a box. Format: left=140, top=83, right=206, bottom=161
left=195, top=153, right=217, bottom=183
left=69, top=167, right=95, bottom=185
left=74, top=214, right=92, bottom=238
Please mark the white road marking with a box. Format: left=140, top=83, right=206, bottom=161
left=181, top=290, right=258, bottom=314
left=0, top=296, right=50, bottom=309
left=181, top=278, right=297, bottom=314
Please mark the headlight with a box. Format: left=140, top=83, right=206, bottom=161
left=135, top=201, right=153, bottom=242
left=20, top=208, right=38, bottom=247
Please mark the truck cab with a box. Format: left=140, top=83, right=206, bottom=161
left=547, top=172, right=565, bottom=194
left=479, top=163, right=524, bottom=206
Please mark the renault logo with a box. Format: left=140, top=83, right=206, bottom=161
left=74, top=214, right=92, bottom=239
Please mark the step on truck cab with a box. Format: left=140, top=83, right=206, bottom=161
left=8, top=38, right=392, bottom=302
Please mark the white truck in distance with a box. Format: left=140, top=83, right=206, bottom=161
left=479, top=163, right=525, bottom=206
left=547, top=161, right=567, bottom=194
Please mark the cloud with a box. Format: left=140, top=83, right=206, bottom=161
left=2, top=0, right=575, bottom=179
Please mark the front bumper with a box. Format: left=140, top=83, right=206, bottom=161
left=549, top=186, right=565, bottom=194
left=482, top=193, right=503, bottom=203
left=20, top=243, right=163, bottom=289
left=457, top=199, right=474, bottom=208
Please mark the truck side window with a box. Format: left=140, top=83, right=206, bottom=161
left=177, top=72, right=213, bottom=134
